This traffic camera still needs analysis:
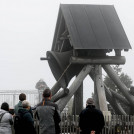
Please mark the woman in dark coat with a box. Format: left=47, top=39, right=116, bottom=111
left=17, top=100, right=36, bottom=134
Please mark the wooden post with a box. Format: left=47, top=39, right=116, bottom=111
left=57, top=65, right=93, bottom=112
left=72, top=83, right=83, bottom=115
left=89, top=69, right=126, bottom=115
left=94, top=82, right=100, bottom=109
left=94, top=65, right=108, bottom=111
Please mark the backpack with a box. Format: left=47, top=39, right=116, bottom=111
left=0, top=112, right=7, bottom=122
left=14, top=113, right=24, bottom=130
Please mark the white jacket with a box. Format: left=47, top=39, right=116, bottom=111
left=0, top=109, right=13, bottom=134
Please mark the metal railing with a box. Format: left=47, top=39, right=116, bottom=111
left=0, top=90, right=39, bottom=108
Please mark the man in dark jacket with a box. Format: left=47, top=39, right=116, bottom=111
left=79, top=98, right=105, bottom=134
left=17, top=100, right=36, bottom=134
left=36, top=89, right=61, bottom=134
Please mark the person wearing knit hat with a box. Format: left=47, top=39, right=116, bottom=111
left=79, top=98, right=105, bottom=134
left=86, top=98, right=95, bottom=106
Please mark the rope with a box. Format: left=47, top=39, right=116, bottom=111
left=56, top=63, right=71, bottom=84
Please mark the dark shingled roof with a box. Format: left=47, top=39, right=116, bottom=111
left=52, top=4, right=131, bottom=50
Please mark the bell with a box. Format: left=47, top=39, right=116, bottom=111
left=47, top=50, right=83, bottom=87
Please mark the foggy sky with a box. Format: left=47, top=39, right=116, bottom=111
left=0, top=0, right=134, bottom=104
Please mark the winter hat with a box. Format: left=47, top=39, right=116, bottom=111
left=22, top=100, right=30, bottom=108
left=86, top=98, right=95, bottom=105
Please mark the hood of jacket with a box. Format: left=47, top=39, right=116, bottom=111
left=0, top=109, right=7, bottom=115
left=86, top=105, right=95, bottom=109
left=18, top=108, right=29, bottom=116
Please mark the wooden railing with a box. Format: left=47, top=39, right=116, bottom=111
left=59, top=114, right=134, bottom=134
left=33, top=114, right=134, bottom=134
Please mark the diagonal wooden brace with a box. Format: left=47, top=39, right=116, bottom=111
left=57, top=64, right=93, bottom=112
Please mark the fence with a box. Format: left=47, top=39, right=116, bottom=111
left=58, top=114, right=134, bottom=134
left=12, top=112, right=134, bottom=134
left=0, top=90, right=39, bottom=108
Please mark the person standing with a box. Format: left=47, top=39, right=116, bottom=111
left=36, top=88, right=61, bottom=134
left=14, top=93, right=33, bottom=116
left=79, top=98, right=105, bottom=134
left=17, top=100, right=36, bottom=134
left=0, top=102, right=13, bottom=134
left=14, top=93, right=26, bottom=115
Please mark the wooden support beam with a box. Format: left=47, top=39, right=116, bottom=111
left=51, top=64, right=71, bottom=96
left=104, top=86, right=127, bottom=115
left=57, top=65, right=93, bottom=112
left=89, top=70, right=127, bottom=115
left=70, top=56, right=126, bottom=64
left=94, top=80, right=99, bottom=109
left=108, top=88, right=130, bottom=106
left=129, top=86, right=134, bottom=96
left=51, top=82, right=61, bottom=96
left=72, top=83, right=83, bottom=115
left=103, top=65, right=134, bottom=106
left=51, top=63, right=71, bottom=96
left=51, top=88, right=69, bottom=102
left=94, top=65, right=108, bottom=111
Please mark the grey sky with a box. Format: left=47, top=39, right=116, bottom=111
left=0, top=0, right=134, bottom=104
